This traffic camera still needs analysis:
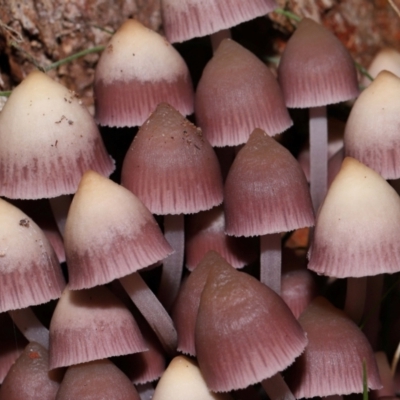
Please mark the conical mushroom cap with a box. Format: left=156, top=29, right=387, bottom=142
left=172, top=250, right=234, bottom=356
left=308, top=157, right=400, bottom=277
left=285, top=297, right=382, bottom=398
left=64, top=170, right=173, bottom=290
left=95, top=19, right=194, bottom=127
left=195, top=39, right=292, bottom=147
left=153, top=356, right=232, bottom=400
left=362, top=48, right=400, bottom=87
left=196, top=263, right=307, bottom=392
left=49, top=286, right=147, bottom=369
left=161, top=0, right=277, bottom=43
left=0, top=342, right=61, bottom=400
left=278, top=18, right=359, bottom=108
left=56, top=359, right=140, bottom=400
left=0, top=70, right=114, bottom=199
left=224, top=128, right=314, bottom=236
left=344, top=71, right=400, bottom=179
left=281, top=269, right=318, bottom=319
left=0, top=198, right=65, bottom=312
left=121, top=103, right=223, bottom=215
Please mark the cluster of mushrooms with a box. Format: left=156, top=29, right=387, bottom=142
left=0, top=0, right=400, bottom=399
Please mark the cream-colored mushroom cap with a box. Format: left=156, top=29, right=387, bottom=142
left=344, top=70, right=400, bottom=179
left=309, top=157, right=400, bottom=277
left=0, top=70, right=114, bottom=199
left=153, top=356, right=232, bottom=400
left=95, top=19, right=189, bottom=84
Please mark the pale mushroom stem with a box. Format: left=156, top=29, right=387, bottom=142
left=8, top=308, right=49, bottom=349
left=136, top=383, right=155, bottom=400
left=260, top=233, right=281, bottom=294
left=309, top=106, right=328, bottom=213
left=344, top=277, right=367, bottom=324
left=210, top=29, right=231, bottom=52
left=119, top=272, right=178, bottom=356
left=158, top=214, right=185, bottom=311
left=261, top=372, right=296, bottom=400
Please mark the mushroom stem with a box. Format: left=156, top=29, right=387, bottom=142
left=309, top=106, right=328, bottom=213
left=260, top=233, right=281, bottom=294
left=344, top=277, right=367, bottom=324
left=136, top=383, right=155, bottom=400
left=119, top=272, right=178, bottom=356
left=8, top=308, right=49, bottom=349
left=261, top=372, right=296, bottom=400
left=158, top=214, right=185, bottom=310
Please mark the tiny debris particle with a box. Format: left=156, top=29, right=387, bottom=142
left=28, top=351, right=41, bottom=360
left=19, top=218, right=30, bottom=228
left=68, top=120, right=73, bottom=125
left=55, top=115, right=67, bottom=124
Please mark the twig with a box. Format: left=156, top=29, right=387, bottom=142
left=389, top=0, right=400, bottom=19
left=43, top=45, right=105, bottom=72
left=90, top=24, right=114, bottom=35
left=363, top=360, right=368, bottom=400
left=0, top=20, right=23, bottom=42
left=354, top=61, right=374, bottom=82
left=274, top=8, right=302, bottom=23
left=10, top=41, right=45, bottom=72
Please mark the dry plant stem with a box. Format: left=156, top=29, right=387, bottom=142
left=391, top=341, right=400, bottom=376
left=261, top=372, right=296, bottom=400
left=136, top=382, right=155, bottom=400
left=344, top=277, right=367, bottom=324
left=158, top=214, right=185, bottom=311
left=49, top=195, right=72, bottom=236
left=309, top=106, right=328, bottom=213
left=211, top=29, right=231, bottom=52
left=119, top=272, right=178, bottom=356
left=8, top=308, right=49, bottom=349
left=260, top=233, right=281, bottom=294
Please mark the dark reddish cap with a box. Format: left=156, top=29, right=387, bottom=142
left=195, top=39, right=292, bottom=147
left=224, top=128, right=314, bottom=237
left=278, top=18, right=359, bottom=108
left=121, top=103, right=223, bottom=215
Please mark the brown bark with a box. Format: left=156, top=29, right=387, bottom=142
left=0, top=0, right=161, bottom=109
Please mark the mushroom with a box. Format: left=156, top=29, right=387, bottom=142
left=224, top=128, right=314, bottom=293
left=49, top=286, right=147, bottom=369
left=278, top=17, right=359, bottom=212
left=94, top=19, right=194, bottom=128
left=63, top=170, right=177, bottom=354
left=0, top=342, right=61, bottom=400
left=56, top=359, right=140, bottom=400
left=121, top=103, right=223, bottom=310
